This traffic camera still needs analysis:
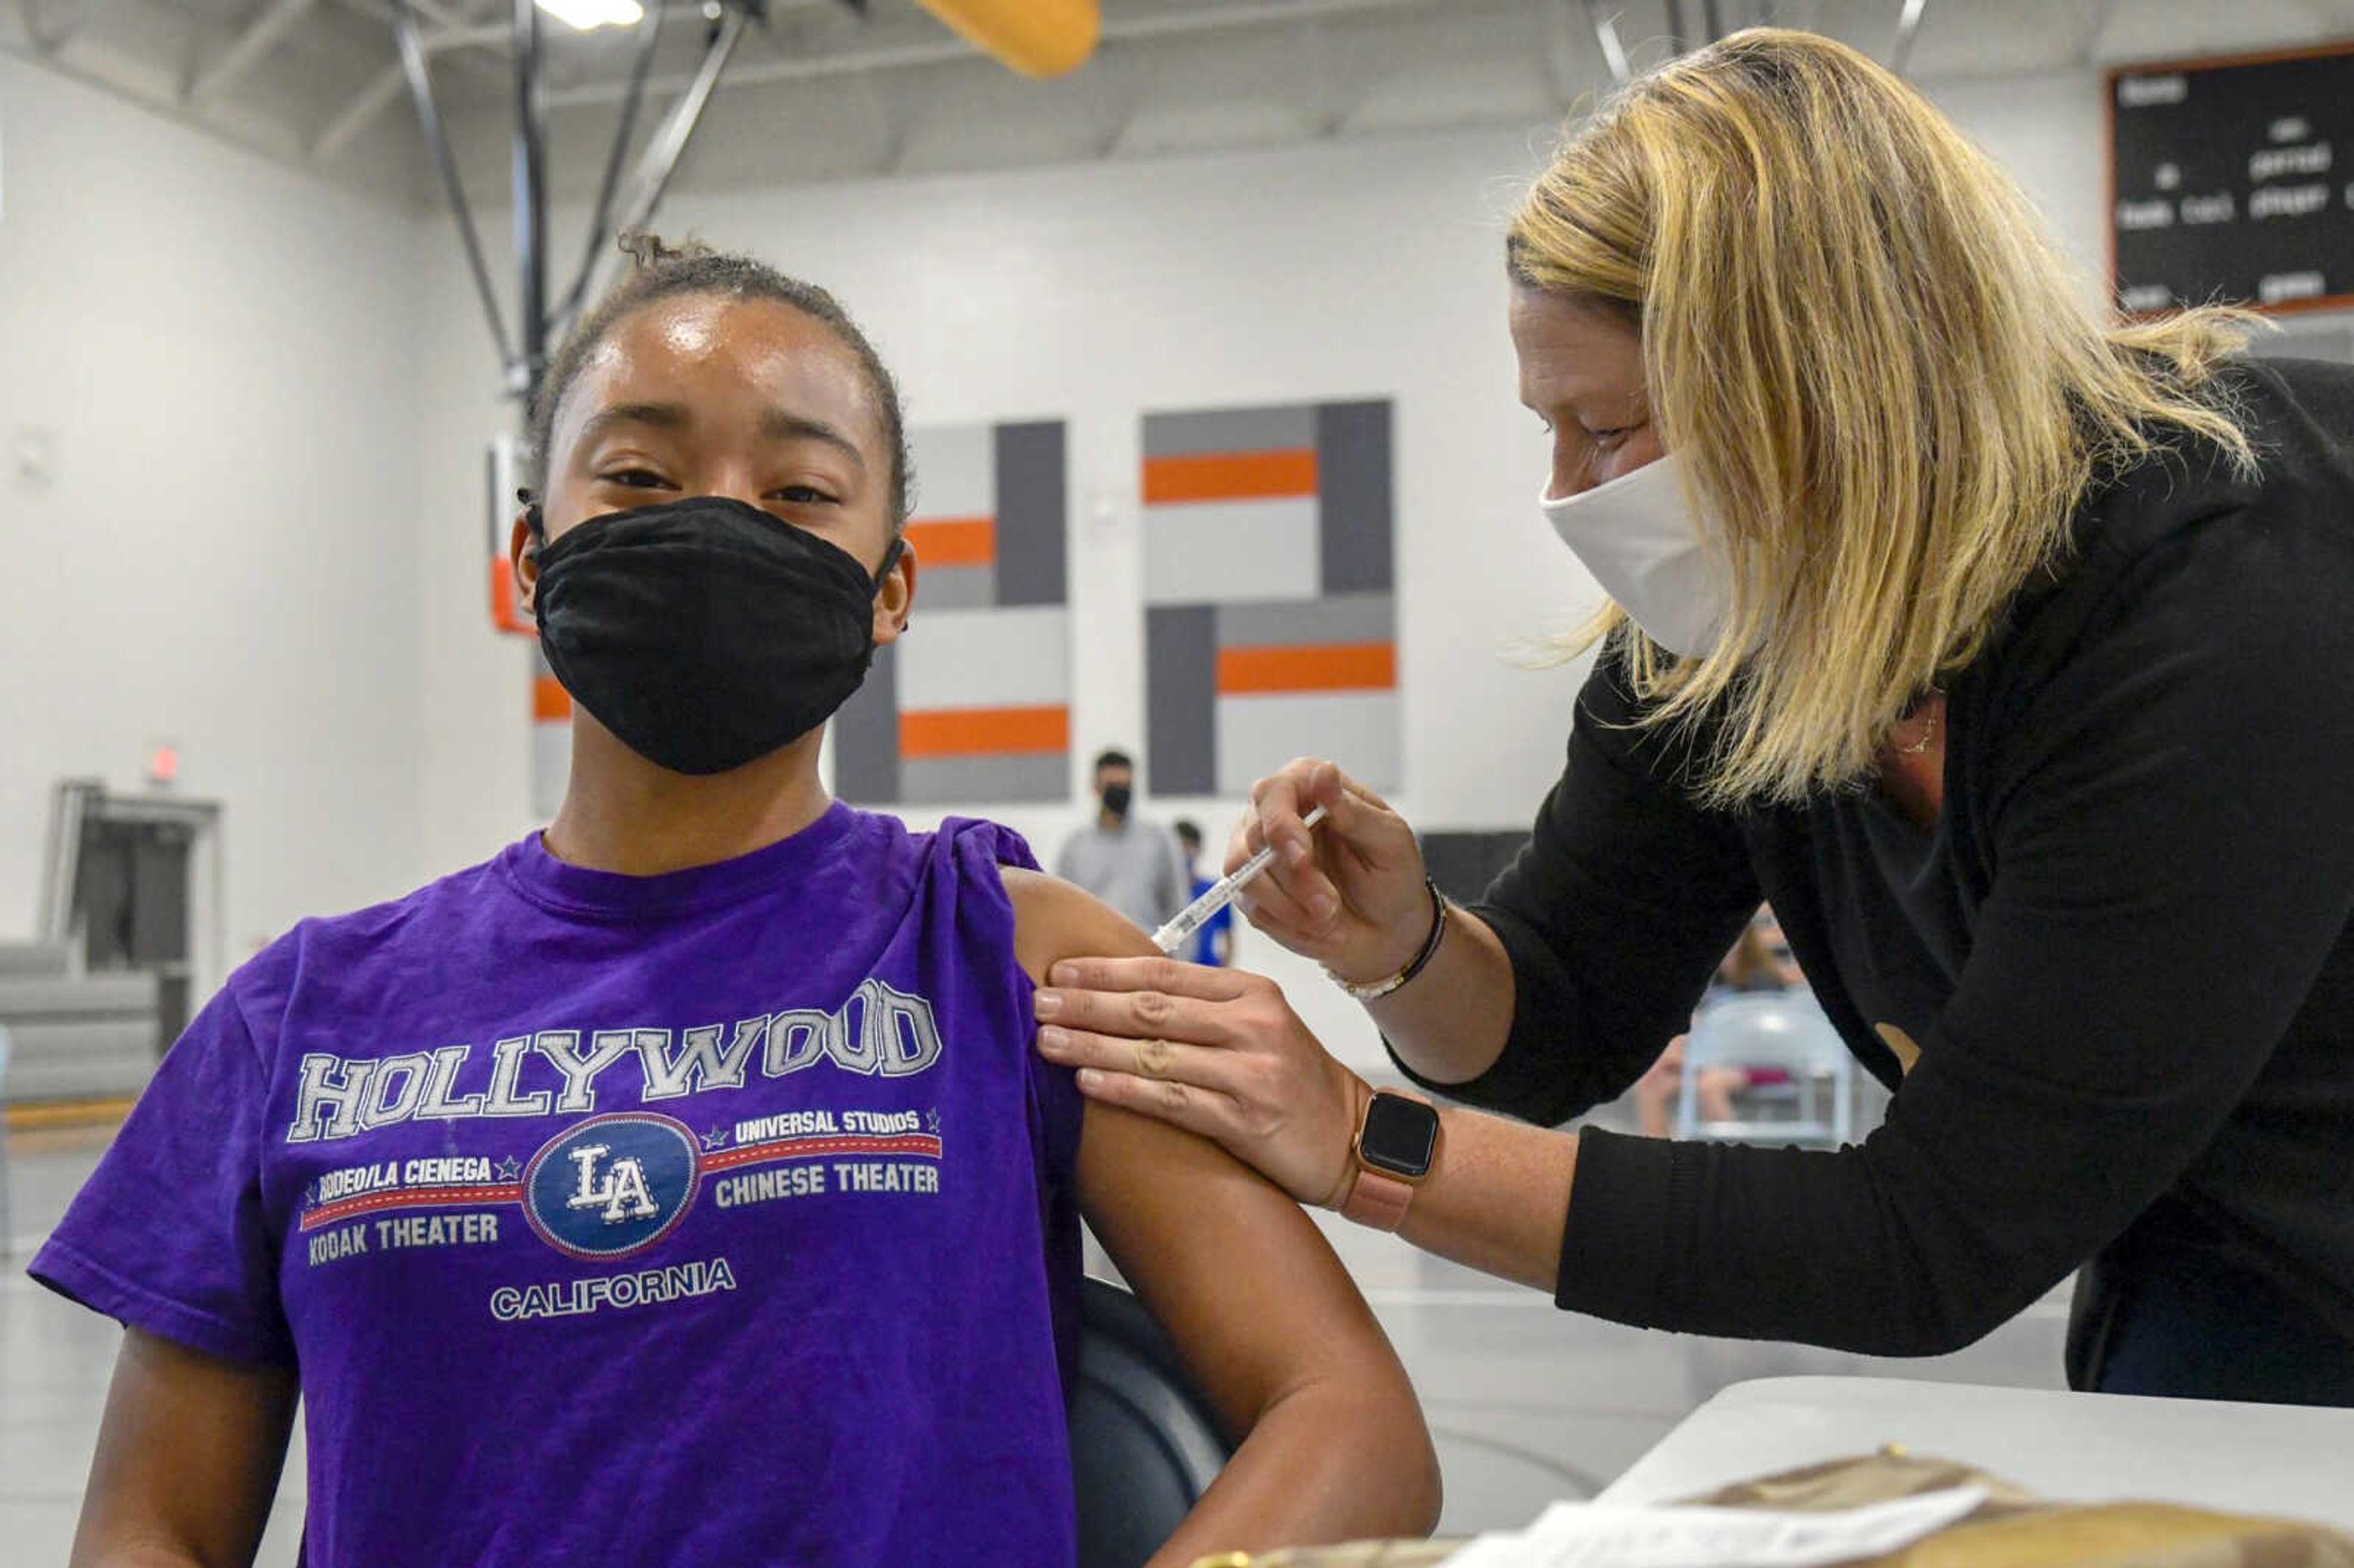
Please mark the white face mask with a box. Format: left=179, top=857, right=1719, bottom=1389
left=1540, top=451, right=1735, bottom=659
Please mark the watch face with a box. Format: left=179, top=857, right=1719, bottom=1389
left=1360, top=1093, right=1439, bottom=1179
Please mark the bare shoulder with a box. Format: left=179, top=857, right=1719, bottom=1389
left=999, top=864, right=1160, bottom=983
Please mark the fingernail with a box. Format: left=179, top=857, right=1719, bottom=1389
left=1313, top=894, right=1338, bottom=922
left=1034, top=990, right=1063, bottom=1019
left=1038, top=1025, right=1069, bottom=1053
left=1075, top=1068, right=1104, bottom=1092
left=1048, top=961, right=1076, bottom=986
left=1284, top=839, right=1309, bottom=866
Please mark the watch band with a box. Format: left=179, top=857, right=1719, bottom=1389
left=1338, top=1165, right=1417, bottom=1231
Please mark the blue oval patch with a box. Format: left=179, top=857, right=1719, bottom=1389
left=522, top=1111, right=702, bottom=1261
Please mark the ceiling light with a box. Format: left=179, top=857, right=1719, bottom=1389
left=534, top=0, right=644, bottom=31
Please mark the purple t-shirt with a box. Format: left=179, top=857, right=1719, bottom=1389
left=32, top=805, right=1087, bottom=1567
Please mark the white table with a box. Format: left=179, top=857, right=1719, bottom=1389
left=1599, top=1376, right=2354, bottom=1529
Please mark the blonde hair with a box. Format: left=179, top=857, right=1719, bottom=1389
left=1509, top=28, right=2258, bottom=808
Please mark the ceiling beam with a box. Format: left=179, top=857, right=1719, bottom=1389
left=20, top=0, right=88, bottom=55
left=313, top=19, right=504, bottom=160
left=542, top=0, right=1440, bottom=109
left=188, top=0, right=318, bottom=105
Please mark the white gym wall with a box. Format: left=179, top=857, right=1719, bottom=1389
left=0, top=55, right=427, bottom=958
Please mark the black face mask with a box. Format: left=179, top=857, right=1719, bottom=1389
left=533, top=496, right=899, bottom=777
left=1100, top=782, right=1133, bottom=818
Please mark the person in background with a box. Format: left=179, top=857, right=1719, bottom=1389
left=1173, top=820, right=1236, bottom=968
left=1634, top=907, right=1800, bottom=1136
left=1055, top=749, right=1190, bottom=935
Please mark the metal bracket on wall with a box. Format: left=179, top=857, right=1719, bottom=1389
left=392, top=0, right=764, bottom=417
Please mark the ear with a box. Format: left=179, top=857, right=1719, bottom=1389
left=508, top=512, right=543, bottom=612
left=873, top=534, right=916, bottom=649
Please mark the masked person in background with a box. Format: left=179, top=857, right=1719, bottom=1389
left=1033, top=29, right=2354, bottom=1404
left=1055, top=747, right=1192, bottom=935
left=31, top=235, right=1438, bottom=1568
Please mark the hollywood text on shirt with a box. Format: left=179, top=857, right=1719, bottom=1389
left=291, top=980, right=955, bottom=1295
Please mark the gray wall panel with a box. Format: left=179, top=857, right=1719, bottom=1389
left=830, top=639, right=901, bottom=804
left=1145, top=605, right=1217, bottom=794
left=900, top=752, right=1069, bottom=805
left=1215, top=592, right=1395, bottom=649
left=1316, top=400, right=1395, bottom=595
left=1143, top=405, right=1315, bottom=457
left=995, top=421, right=1067, bottom=607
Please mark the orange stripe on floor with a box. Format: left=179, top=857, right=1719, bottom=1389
left=899, top=704, right=1070, bottom=759
left=1217, top=642, right=1396, bottom=695
left=1143, top=449, right=1318, bottom=505
left=533, top=674, right=574, bottom=723
left=903, top=516, right=997, bottom=568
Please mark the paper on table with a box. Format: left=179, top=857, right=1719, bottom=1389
left=1439, top=1485, right=1989, bottom=1568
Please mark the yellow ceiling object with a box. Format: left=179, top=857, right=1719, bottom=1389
left=914, top=0, right=1101, bottom=78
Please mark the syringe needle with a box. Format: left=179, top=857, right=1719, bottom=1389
left=1151, top=804, right=1330, bottom=956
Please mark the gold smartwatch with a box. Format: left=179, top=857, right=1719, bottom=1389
left=1338, top=1090, right=1441, bottom=1231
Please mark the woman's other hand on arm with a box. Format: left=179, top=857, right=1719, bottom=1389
left=72, top=1328, right=296, bottom=1568
left=1036, top=951, right=1579, bottom=1295
left=1225, top=758, right=1518, bottom=1086
left=1037, top=954, right=1366, bottom=1208
left=1008, top=872, right=1441, bottom=1560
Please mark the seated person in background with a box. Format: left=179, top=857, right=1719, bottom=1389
left=1173, top=818, right=1236, bottom=967
left=31, top=236, right=1438, bottom=1568
left=1635, top=906, right=1803, bottom=1136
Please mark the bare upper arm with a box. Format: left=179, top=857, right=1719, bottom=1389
left=73, top=1328, right=296, bottom=1568
left=1002, top=867, right=1420, bottom=1441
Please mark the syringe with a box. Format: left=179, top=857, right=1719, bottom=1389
left=1151, top=805, right=1330, bottom=956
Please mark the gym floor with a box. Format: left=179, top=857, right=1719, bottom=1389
left=1, top=1106, right=2067, bottom=1561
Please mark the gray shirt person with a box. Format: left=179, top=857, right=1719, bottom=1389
left=1054, top=748, right=1190, bottom=935
left=1055, top=820, right=1189, bottom=935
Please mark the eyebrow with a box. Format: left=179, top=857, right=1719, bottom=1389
left=575, top=400, right=867, bottom=471
left=761, top=408, right=867, bottom=471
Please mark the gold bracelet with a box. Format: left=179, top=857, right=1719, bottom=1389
left=1327, top=878, right=1448, bottom=1002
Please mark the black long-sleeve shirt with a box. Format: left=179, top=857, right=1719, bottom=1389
left=1404, top=358, right=2354, bottom=1382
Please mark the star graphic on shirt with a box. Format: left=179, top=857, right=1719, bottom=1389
left=302, top=1179, right=317, bottom=1207
left=926, top=1107, right=941, bottom=1135
left=495, top=1156, right=522, bottom=1183
left=701, top=1125, right=730, bottom=1151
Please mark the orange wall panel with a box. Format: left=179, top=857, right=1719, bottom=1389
left=1142, top=449, right=1319, bottom=505
left=899, top=704, right=1072, bottom=758
left=1216, top=642, right=1396, bottom=695
left=902, top=516, right=997, bottom=568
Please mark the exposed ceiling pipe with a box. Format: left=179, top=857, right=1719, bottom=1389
left=1099, top=0, right=1431, bottom=45
left=1581, top=0, right=1631, bottom=86
left=314, top=20, right=505, bottom=160
left=1890, top=0, right=1927, bottom=77
left=541, top=0, right=1439, bottom=108
left=395, top=0, right=513, bottom=361
left=188, top=0, right=318, bottom=105
left=312, top=0, right=741, bottom=162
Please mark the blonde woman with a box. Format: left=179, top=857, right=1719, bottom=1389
left=1035, top=29, right=2354, bottom=1402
